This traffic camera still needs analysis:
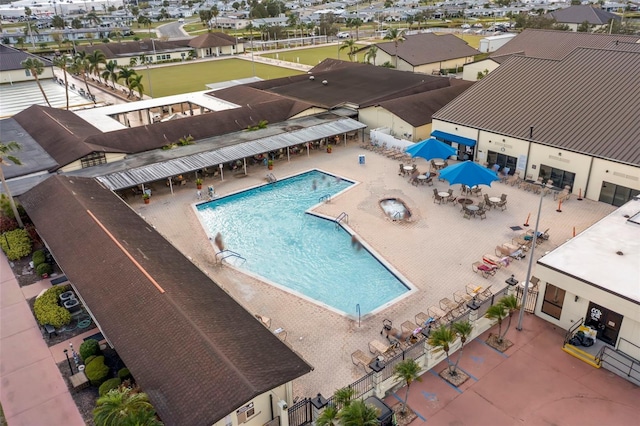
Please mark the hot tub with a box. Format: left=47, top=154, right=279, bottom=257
left=379, top=198, right=411, bottom=221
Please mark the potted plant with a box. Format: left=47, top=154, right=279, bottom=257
left=196, top=178, right=203, bottom=189
left=142, top=193, right=150, bottom=204
left=267, top=159, right=274, bottom=170
left=327, top=144, right=332, bottom=153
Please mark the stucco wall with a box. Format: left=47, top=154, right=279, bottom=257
left=527, top=144, right=592, bottom=193
left=462, top=59, right=500, bottom=81
left=586, top=158, right=640, bottom=201
left=1, top=67, right=54, bottom=84
left=60, top=152, right=126, bottom=173
left=212, top=383, right=290, bottom=426
left=359, top=106, right=420, bottom=141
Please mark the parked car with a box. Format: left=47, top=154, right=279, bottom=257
left=337, top=31, right=350, bottom=38
left=461, top=23, right=470, bottom=29
left=472, top=23, right=483, bottom=28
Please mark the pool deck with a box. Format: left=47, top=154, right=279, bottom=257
left=134, top=141, right=618, bottom=399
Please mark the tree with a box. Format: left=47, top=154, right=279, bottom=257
left=17, top=36, right=25, bottom=49
left=88, top=49, right=107, bottom=84
left=101, top=60, right=119, bottom=89
left=345, top=17, right=363, bottom=40
left=384, top=28, right=405, bottom=69
left=577, top=20, right=592, bottom=32
left=451, top=321, right=473, bottom=375
left=85, top=12, right=102, bottom=27
left=429, top=325, right=457, bottom=376
left=129, top=74, right=145, bottom=98
left=498, top=295, right=519, bottom=343
left=0, top=141, right=24, bottom=228
left=52, top=15, right=65, bottom=29
left=364, top=45, right=378, bottom=65
left=339, top=38, right=357, bottom=61
left=485, top=303, right=508, bottom=344
left=24, top=7, right=36, bottom=50
left=70, top=52, right=95, bottom=102
left=93, top=387, right=162, bottom=426
left=71, top=18, right=82, bottom=29
left=22, top=58, right=51, bottom=107
left=393, top=359, right=422, bottom=415
left=316, top=405, right=339, bottom=426
left=199, top=10, right=213, bottom=27
left=594, top=18, right=638, bottom=35
left=338, top=400, right=379, bottom=426
left=138, top=16, right=152, bottom=33
left=211, top=6, right=220, bottom=28
left=53, top=56, right=71, bottom=110
left=117, top=66, right=137, bottom=97
left=333, top=387, right=355, bottom=409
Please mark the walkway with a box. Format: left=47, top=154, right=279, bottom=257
left=0, top=255, right=84, bottom=425
left=384, top=314, right=640, bottom=425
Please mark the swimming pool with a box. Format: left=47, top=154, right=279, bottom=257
left=196, top=170, right=411, bottom=315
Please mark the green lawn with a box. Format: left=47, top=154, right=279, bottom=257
left=137, top=59, right=302, bottom=97
left=261, top=44, right=367, bottom=66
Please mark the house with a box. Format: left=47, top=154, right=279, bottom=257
left=18, top=175, right=314, bottom=426
left=533, top=197, right=640, bottom=376
left=462, top=29, right=640, bottom=81
left=0, top=44, right=54, bottom=84
left=432, top=47, right=640, bottom=206
left=546, top=5, right=621, bottom=31
left=188, top=32, right=245, bottom=58
left=374, top=33, right=478, bottom=74
left=77, top=39, right=195, bottom=67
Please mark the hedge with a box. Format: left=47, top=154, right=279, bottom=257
left=84, top=355, right=97, bottom=366
left=33, top=285, right=72, bottom=328
left=118, top=368, right=132, bottom=381
left=36, top=262, right=52, bottom=277
left=80, top=339, right=101, bottom=361
left=99, top=378, right=122, bottom=396
left=32, top=250, right=46, bottom=266
left=85, top=356, right=110, bottom=387
left=0, top=228, right=32, bottom=260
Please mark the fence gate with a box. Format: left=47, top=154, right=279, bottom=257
left=288, top=398, right=312, bottom=426
left=516, top=285, right=538, bottom=313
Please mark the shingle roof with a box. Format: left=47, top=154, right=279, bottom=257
left=375, top=80, right=474, bottom=127
left=433, top=48, right=640, bottom=166
left=77, top=39, right=188, bottom=58
left=248, top=59, right=452, bottom=109
left=188, top=32, right=237, bottom=48
left=547, top=5, right=621, bottom=25
left=489, top=29, right=640, bottom=61
left=18, top=176, right=313, bottom=426
left=0, top=44, right=53, bottom=71
left=375, top=33, right=478, bottom=67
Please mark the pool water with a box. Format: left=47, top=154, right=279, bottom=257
left=196, top=170, right=410, bottom=315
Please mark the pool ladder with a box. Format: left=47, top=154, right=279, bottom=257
left=266, top=173, right=277, bottom=183
left=319, top=194, right=332, bottom=203
left=215, top=250, right=247, bottom=266
left=335, top=212, right=349, bottom=229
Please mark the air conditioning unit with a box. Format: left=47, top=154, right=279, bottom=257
left=236, top=402, right=255, bottom=423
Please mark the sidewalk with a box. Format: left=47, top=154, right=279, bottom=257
left=0, top=254, right=84, bottom=426
left=384, top=314, right=640, bottom=425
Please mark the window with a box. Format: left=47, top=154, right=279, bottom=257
left=541, top=283, right=565, bottom=320
left=80, top=152, right=107, bottom=168
left=599, top=181, right=640, bottom=207
left=538, top=164, right=574, bottom=190
left=487, top=151, right=517, bottom=174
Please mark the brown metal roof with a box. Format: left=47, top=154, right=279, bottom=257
left=188, top=32, right=237, bottom=48
left=77, top=39, right=188, bottom=58
left=489, top=29, right=640, bottom=61
left=0, top=44, right=53, bottom=71
left=433, top=48, right=640, bottom=166
left=376, top=33, right=478, bottom=67
left=547, top=5, right=621, bottom=25
left=376, top=80, right=474, bottom=127
left=19, top=176, right=312, bottom=426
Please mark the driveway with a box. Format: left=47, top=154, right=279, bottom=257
left=157, top=20, right=191, bottom=39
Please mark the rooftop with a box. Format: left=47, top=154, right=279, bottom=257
left=539, top=196, right=640, bottom=304
left=376, top=33, right=479, bottom=66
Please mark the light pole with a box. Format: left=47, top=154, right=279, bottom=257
left=517, top=182, right=544, bottom=331
left=63, top=349, right=74, bottom=374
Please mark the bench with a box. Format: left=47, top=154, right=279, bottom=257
left=44, top=324, right=57, bottom=339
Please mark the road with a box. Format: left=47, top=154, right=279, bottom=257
left=157, top=20, right=191, bottom=39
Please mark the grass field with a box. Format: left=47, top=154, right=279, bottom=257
left=455, top=34, right=484, bottom=49
left=261, top=44, right=367, bottom=66
left=137, top=58, right=302, bottom=97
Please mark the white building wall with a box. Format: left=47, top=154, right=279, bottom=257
left=462, top=59, right=499, bottom=81
left=586, top=158, right=640, bottom=201
left=359, top=107, right=421, bottom=141
left=527, top=144, right=592, bottom=193
left=476, top=131, right=530, bottom=172
left=211, top=383, right=290, bottom=426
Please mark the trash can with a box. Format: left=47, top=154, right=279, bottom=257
left=358, top=154, right=365, bottom=165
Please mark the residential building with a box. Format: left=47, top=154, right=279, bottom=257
left=546, top=5, right=621, bottom=31
left=0, top=43, right=54, bottom=84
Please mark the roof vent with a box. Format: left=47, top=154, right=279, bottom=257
left=309, top=75, right=315, bottom=80
left=322, top=80, right=328, bottom=85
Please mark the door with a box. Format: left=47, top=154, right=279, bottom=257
left=585, top=302, right=623, bottom=346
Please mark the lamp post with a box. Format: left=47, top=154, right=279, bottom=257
left=517, top=183, right=544, bottom=331
left=63, top=349, right=74, bottom=374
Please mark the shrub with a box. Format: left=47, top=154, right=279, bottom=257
left=118, top=368, right=132, bottom=381
left=0, top=228, right=32, bottom=260
left=32, top=250, right=46, bottom=267
left=85, top=356, right=110, bottom=387
left=33, top=285, right=72, bottom=328
left=36, top=262, right=52, bottom=277
left=80, top=339, right=101, bottom=361
left=25, top=224, right=42, bottom=246
left=84, top=355, right=97, bottom=366
left=99, top=378, right=122, bottom=396
left=0, top=216, right=18, bottom=233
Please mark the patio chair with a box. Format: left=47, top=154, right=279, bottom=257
left=476, top=205, right=487, bottom=219
left=398, top=163, right=406, bottom=176
left=427, top=305, right=447, bottom=323
left=507, top=172, right=521, bottom=186
left=415, top=311, right=438, bottom=328
left=433, top=189, right=444, bottom=204
left=471, top=186, right=482, bottom=197
left=476, top=285, right=494, bottom=303
left=495, top=199, right=508, bottom=211
left=454, top=290, right=472, bottom=304
left=530, top=276, right=540, bottom=289
left=472, top=261, right=497, bottom=278
left=351, top=349, right=373, bottom=371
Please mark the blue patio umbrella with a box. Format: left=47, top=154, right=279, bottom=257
left=438, top=161, right=500, bottom=187
left=405, top=138, right=457, bottom=161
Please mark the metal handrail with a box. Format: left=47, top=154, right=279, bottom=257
left=598, top=345, right=640, bottom=384
left=564, top=317, right=584, bottom=346
left=335, top=212, right=349, bottom=225
left=319, top=194, right=331, bottom=203
left=215, top=250, right=246, bottom=265
left=266, top=173, right=277, bottom=183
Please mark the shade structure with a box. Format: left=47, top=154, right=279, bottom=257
left=438, top=161, right=500, bottom=187
left=405, top=138, right=457, bottom=161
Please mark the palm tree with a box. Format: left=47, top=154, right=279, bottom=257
left=498, top=295, right=520, bottom=343
left=333, top=386, right=355, bottom=409
left=428, top=324, right=457, bottom=376
left=129, top=74, right=145, bottom=98
left=87, top=50, right=107, bottom=84
left=0, top=141, right=24, bottom=228
left=85, top=12, right=102, bottom=27
left=117, top=67, right=137, bottom=97
left=211, top=6, right=220, bottom=28
left=53, top=56, right=70, bottom=110
left=451, top=321, right=473, bottom=375
left=338, top=399, right=379, bottom=426
left=24, top=7, right=36, bottom=50
left=364, top=46, right=378, bottom=65
left=485, top=303, right=508, bottom=344
left=21, top=58, right=51, bottom=107
left=316, top=405, right=339, bottom=426
left=339, top=38, right=357, bottom=61
left=393, top=359, right=422, bottom=415
left=70, top=53, right=94, bottom=103
left=101, top=60, right=119, bottom=89
left=384, top=28, right=405, bottom=69
left=93, top=387, right=161, bottom=426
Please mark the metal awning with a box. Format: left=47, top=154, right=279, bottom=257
left=431, top=130, right=476, bottom=147
left=93, top=117, right=366, bottom=191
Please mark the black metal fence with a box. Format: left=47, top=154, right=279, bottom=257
left=288, top=397, right=313, bottom=426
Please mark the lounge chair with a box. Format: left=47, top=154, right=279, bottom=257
left=476, top=285, right=494, bottom=302
left=368, top=339, right=395, bottom=356
left=401, top=320, right=419, bottom=334
left=496, top=244, right=525, bottom=260
left=472, top=261, right=497, bottom=278
left=482, top=253, right=509, bottom=268
left=454, top=290, right=472, bottom=304
left=351, top=349, right=373, bottom=371
left=254, top=314, right=271, bottom=329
